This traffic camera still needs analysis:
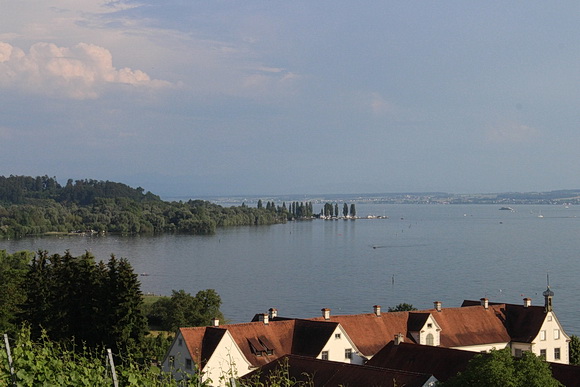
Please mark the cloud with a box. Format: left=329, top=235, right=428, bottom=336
left=485, top=122, right=540, bottom=144
left=0, top=41, right=170, bottom=99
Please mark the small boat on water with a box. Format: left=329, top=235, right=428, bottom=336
left=499, top=207, right=514, bottom=211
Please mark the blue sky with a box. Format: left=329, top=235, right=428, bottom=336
left=0, top=1, right=578, bottom=196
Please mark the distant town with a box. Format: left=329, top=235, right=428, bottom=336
left=199, top=189, right=580, bottom=207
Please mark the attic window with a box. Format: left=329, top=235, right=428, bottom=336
left=248, top=336, right=275, bottom=357
left=185, top=358, right=192, bottom=370
left=178, top=338, right=183, bottom=346
left=321, top=351, right=329, bottom=360
left=248, top=338, right=264, bottom=356
left=335, top=333, right=341, bottom=339
left=427, top=323, right=433, bottom=328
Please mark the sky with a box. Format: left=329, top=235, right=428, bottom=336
left=0, top=1, right=578, bottom=197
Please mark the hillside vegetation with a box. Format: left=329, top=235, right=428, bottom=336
left=0, top=175, right=288, bottom=238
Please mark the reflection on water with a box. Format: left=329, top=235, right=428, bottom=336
left=2, top=204, right=580, bottom=335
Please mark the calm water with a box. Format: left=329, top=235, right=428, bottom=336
left=2, top=204, right=580, bottom=335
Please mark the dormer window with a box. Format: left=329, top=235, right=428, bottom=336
left=249, top=336, right=275, bottom=357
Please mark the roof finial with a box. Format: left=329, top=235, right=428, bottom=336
left=543, top=273, right=554, bottom=313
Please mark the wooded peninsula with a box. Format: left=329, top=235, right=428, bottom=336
left=0, top=175, right=294, bottom=239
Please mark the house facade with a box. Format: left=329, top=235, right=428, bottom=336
left=307, top=288, right=569, bottom=364
left=162, top=316, right=364, bottom=385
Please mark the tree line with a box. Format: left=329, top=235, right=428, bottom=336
left=0, top=249, right=225, bottom=365
left=320, top=202, right=356, bottom=218
left=0, top=176, right=288, bottom=238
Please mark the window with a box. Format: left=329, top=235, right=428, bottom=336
left=178, top=338, right=183, bottom=346
left=335, top=333, right=341, bottom=339
left=427, top=323, right=433, bottom=328
left=169, top=356, right=175, bottom=367
left=345, top=348, right=352, bottom=359
left=426, top=333, right=434, bottom=346
left=515, top=349, right=522, bottom=358
left=540, top=349, right=546, bottom=359
left=554, top=348, right=561, bottom=360
left=554, top=329, right=560, bottom=340
left=185, top=359, right=192, bottom=370
left=540, top=330, right=546, bottom=341
left=321, top=351, right=329, bottom=360
left=548, top=315, right=553, bottom=321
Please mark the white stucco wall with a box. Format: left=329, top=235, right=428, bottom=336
left=202, top=332, right=253, bottom=386
left=316, top=325, right=365, bottom=365
left=452, top=342, right=509, bottom=353
left=162, top=331, right=252, bottom=386
left=528, top=311, right=570, bottom=364
left=162, top=332, right=196, bottom=380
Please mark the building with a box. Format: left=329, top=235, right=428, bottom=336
left=162, top=316, right=364, bottom=385
left=306, top=288, right=570, bottom=364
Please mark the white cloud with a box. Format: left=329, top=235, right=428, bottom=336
left=0, top=41, right=170, bottom=99
left=485, top=122, right=540, bottom=144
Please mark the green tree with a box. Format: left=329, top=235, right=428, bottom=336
left=21, top=251, right=147, bottom=353
left=350, top=203, right=356, bottom=217
left=569, top=335, right=580, bottom=365
left=388, top=303, right=417, bottom=312
left=442, top=348, right=562, bottom=387
left=103, top=255, right=147, bottom=353
left=343, top=203, right=348, bottom=217
left=0, top=250, right=32, bottom=333
left=147, top=289, right=225, bottom=332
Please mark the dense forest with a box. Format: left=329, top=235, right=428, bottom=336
left=0, top=175, right=292, bottom=238
left=0, top=249, right=226, bottom=385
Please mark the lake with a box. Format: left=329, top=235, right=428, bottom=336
left=2, top=204, right=580, bottom=336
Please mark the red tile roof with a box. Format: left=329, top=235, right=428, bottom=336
left=241, top=354, right=436, bottom=387
left=180, top=319, right=339, bottom=369
left=367, top=341, right=580, bottom=386
left=308, top=300, right=544, bottom=355
left=367, top=341, right=476, bottom=381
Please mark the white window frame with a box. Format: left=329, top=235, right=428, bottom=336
left=554, top=347, right=561, bottom=360
left=554, top=329, right=560, bottom=340
left=321, top=351, right=329, bottom=360
left=345, top=348, right=352, bottom=359
left=540, top=330, right=546, bottom=341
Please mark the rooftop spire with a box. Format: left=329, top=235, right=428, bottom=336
left=543, top=273, right=554, bottom=313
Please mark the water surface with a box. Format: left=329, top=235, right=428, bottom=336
left=2, top=204, right=579, bottom=335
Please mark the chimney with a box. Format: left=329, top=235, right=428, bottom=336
left=480, top=297, right=489, bottom=310
left=434, top=301, right=442, bottom=312
left=394, top=333, right=404, bottom=345
left=211, top=317, right=219, bottom=327
left=373, top=305, right=381, bottom=317
left=321, top=308, right=331, bottom=320
left=262, top=313, right=269, bottom=325
left=523, top=298, right=532, bottom=308
left=268, top=308, right=278, bottom=319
